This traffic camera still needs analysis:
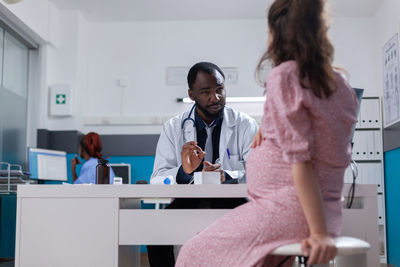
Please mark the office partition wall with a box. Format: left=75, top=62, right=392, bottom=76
left=0, top=25, right=3, bottom=165
left=0, top=23, right=30, bottom=258
left=0, top=25, right=29, bottom=167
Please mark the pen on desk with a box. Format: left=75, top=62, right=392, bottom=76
left=227, top=148, right=231, bottom=160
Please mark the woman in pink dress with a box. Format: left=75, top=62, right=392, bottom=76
left=175, top=0, right=358, bottom=266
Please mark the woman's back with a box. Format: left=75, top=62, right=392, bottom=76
left=262, top=60, right=357, bottom=167
left=246, top=60, right=357, bottom=235
left=176, top=0, right=356, bottom=265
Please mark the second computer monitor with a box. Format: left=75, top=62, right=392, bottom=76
left=109, top=163, right=131, bottom=184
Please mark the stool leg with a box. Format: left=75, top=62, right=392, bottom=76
left=335, top=253, right=367, bottom=267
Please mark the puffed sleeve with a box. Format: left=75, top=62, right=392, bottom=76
left=265, top=70, right=313, bottom=164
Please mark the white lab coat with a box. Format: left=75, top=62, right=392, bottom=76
left=151, top=105, right=258, bottom=182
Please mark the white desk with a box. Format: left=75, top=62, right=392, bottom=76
left=15, top=184, right=379, bottom=267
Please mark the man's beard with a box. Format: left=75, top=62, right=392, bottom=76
left=196, top=103, right=224, bottom=120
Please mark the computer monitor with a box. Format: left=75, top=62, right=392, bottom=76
left=27, top=147, right=68, bottom=181
left=109, top=163, right=131, bottom=184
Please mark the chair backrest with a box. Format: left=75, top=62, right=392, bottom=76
left=335, top=236, right=370, bottom=255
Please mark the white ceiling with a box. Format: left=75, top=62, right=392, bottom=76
left=49, top=0, right=383, bottom=22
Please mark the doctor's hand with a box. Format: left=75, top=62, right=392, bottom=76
left=181, top=141, right=205, bottom=174
left=203, top=161, right=225, bottom=183
left=251, top=128, right=264, bottom=148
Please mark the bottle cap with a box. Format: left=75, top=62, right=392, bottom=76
left=97, top=158, right=108, bottom=165
left=164, top=177, right=171, bottom=184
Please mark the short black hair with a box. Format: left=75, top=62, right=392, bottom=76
left=187, top=62, right=225, bottom=90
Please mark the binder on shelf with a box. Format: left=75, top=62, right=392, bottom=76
left=363, top=162, right=384, bottom=192
left=345, top=162, right=383, bottom=193
left=356, top=110, right=362, bottom=128
left=374, top=131, right=383, bottom=159
left=372, top=99, right=381, bottom=128
left=360, top=131, right=368, bottom=160
left=352, top=131, right=362, bottom=160
left=351, top=133, right=357, bottom=160
left=359, top=99, right=368, bottom=128
left=374, top=163, right=384, bottom=193
left=368, top=164, right=376, bottom=185
left=366, top=99, right=375, bottom=128
left=359, top=98, right=380, bottom=128
left=354, top=130, right=381, bottom=161
left=378, top=194, right=385, bottom=225
left=366, top=131, right=374, bottom=160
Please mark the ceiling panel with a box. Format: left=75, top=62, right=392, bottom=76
left=49, top=0, right=383, bottom=22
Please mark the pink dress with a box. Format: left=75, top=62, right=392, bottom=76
left=175, top=61, right=358, bottom=267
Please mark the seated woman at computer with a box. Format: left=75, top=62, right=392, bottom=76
left=71, top=132, right=115, bottom=184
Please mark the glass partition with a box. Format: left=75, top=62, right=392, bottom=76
left=0, top=26, right=3, bottom=162
left=0, top=28, right=29, bottom=166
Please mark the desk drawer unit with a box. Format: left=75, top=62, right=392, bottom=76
left=119, top=209, right=231, bottom=245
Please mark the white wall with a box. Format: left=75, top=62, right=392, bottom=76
left=70, top=17, right=376, bottom=134
left=80, top=19, right=268, bottom=134
left=1, top=1, right=386, bottom=137
left=46, top=10, right=86, bottom=131
left=330, top=17, right=378, bottom=95
left=22, top=7, right=85, bottom=146
left=0, top=0, right=51, bottom=43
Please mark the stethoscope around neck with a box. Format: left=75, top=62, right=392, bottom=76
left=181, top=104, right=196, bottom=143
left=181, top=104, right=196, bottom=129
left=181, top=104, right=244, bottom=165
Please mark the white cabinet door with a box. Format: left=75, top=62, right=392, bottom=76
left=16, top=197, right=119, bottom=267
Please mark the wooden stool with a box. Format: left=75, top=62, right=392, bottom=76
left=270, top=236, right=370, bottom=267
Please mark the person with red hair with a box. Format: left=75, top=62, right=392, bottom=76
left=71, top=132, right=115, bottom=184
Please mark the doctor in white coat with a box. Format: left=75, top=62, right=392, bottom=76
left=151, top=105, right=257, bottom=182
left=151, top=62, right=258, bottom=184
left=147, top=62, right=258, bottom=267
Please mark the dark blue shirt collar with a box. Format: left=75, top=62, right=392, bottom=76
left=194, top=109, right=223, bottom=130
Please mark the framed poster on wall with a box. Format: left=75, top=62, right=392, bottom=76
left=383, top=33, right=400, bottom=128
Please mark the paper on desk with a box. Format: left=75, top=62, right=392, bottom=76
left=194, top=172, right=220, bottom=184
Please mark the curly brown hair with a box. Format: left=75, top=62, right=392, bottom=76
left=257, top=0, right=336, bottom=98
left=80, top=132, right=103, bottom=159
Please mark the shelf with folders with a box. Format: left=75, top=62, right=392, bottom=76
left=0, top=162, right=33, bottom=194
left=346, top=96, right=387, bottom=263
left=355, top=97, right=382, bottom=129
left=349, top=96, right=384, bottom=197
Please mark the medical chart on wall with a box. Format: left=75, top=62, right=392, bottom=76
left=383, top=33, right=400, bottom=127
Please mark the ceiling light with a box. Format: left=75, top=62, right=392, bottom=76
left=3, top=0, right=23, bottom=4
left=177, top=97, right=265, bottom=103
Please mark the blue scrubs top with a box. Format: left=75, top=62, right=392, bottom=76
left=74, top=158, right=115, bottom=184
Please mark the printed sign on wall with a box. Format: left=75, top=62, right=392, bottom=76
left=383, top=33, right=400, bottom=127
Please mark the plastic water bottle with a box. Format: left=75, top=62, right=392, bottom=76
left=150, top=175, right=175, bottom=185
